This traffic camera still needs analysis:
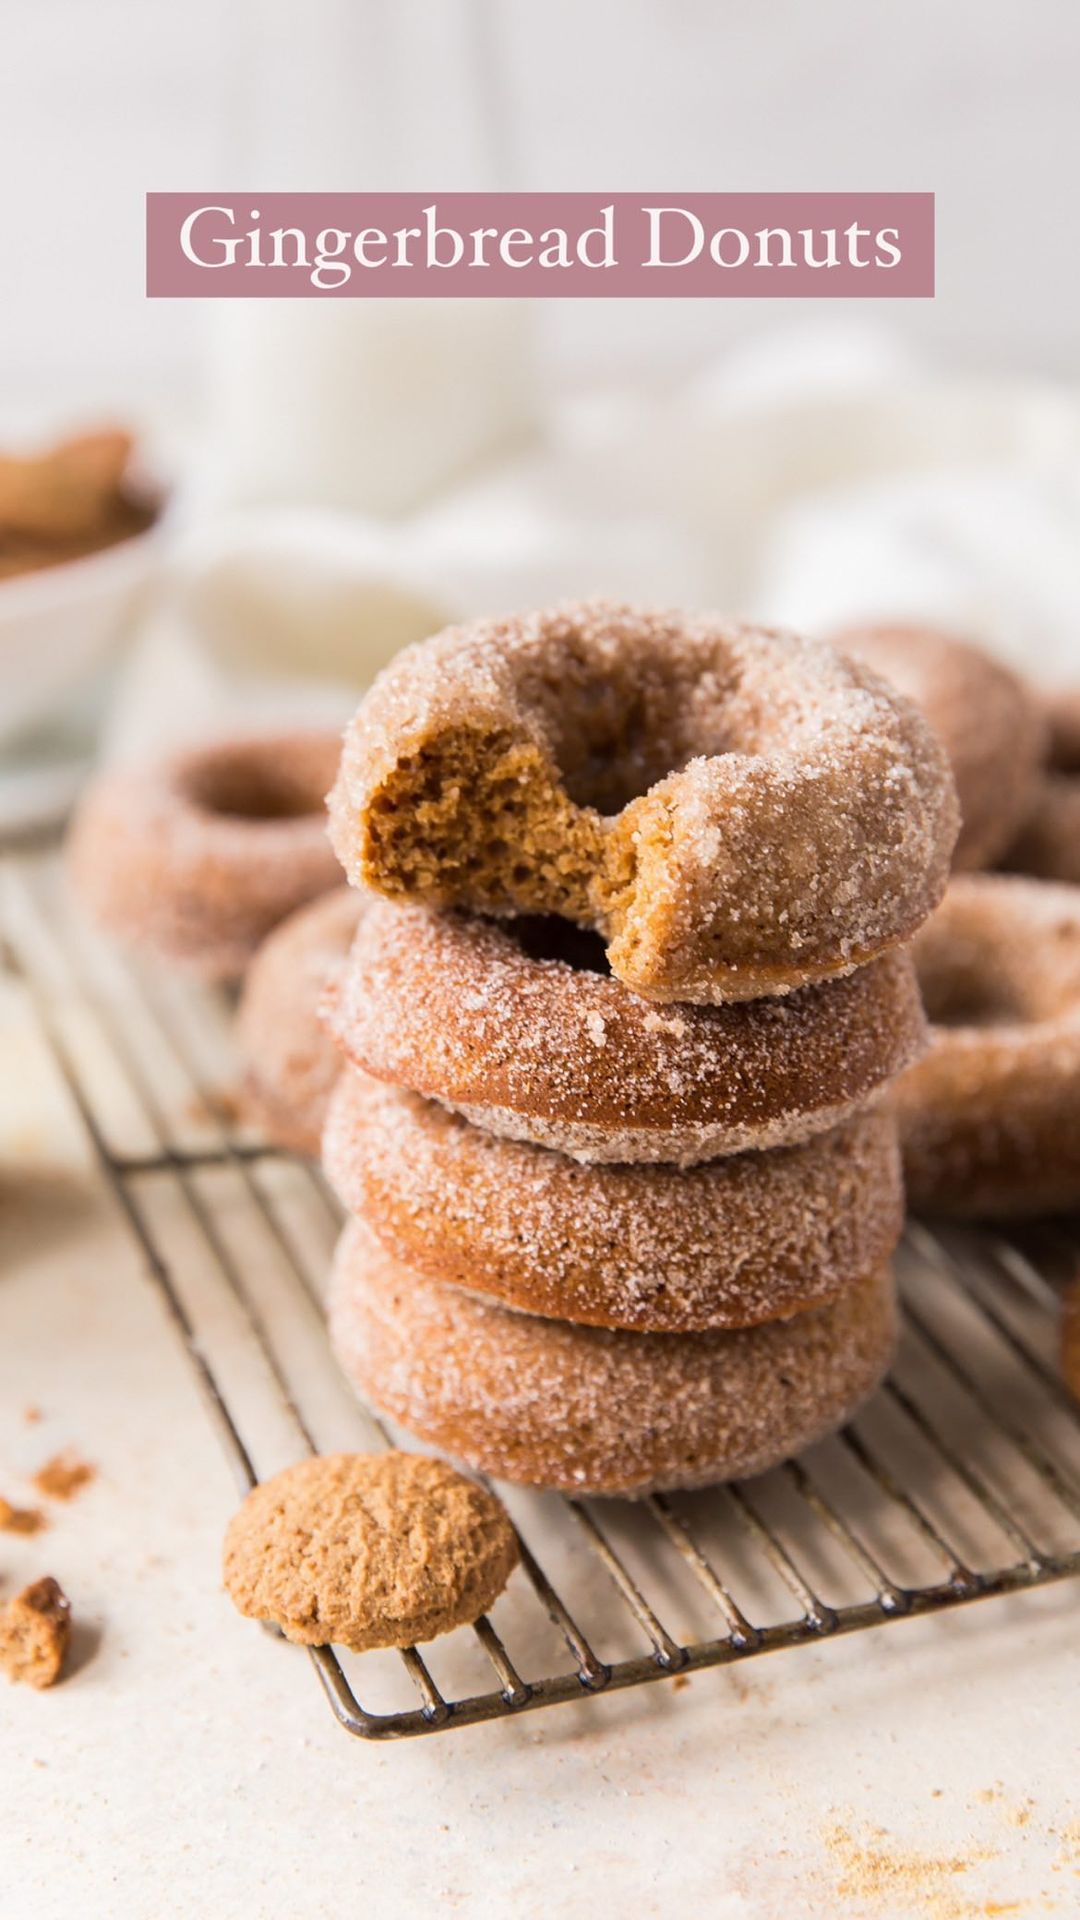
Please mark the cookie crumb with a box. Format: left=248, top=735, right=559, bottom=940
left=0, top=1497, right=47, bottom=1536
left=32, top=1451, right=96, bottom=1503
left=0, top=1577, right=71, bottom=1689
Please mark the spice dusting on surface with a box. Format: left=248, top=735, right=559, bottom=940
left=32, top=1451, right=96, bottom=1502
left=822, top=1823, right=999, bottom=1920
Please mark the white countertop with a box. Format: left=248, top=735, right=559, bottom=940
left=2, top=860, right=1078, bottom=1920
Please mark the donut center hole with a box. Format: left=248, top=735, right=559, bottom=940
left=505, top=914, right=611, bottom=975
left=535, top=655, right=744, bottom=815
left=918, top=960, right=1028, bottom=1029
left=1049, top=731, right=1080, bottom=776
left=190, top=763, right=324, bottom=822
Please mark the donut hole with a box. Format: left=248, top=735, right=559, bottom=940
left=187, top=764, right=320, bottom=825
left=524, top=636, right=742, bottom=814
left=1049, top=727, right=1080, bottom=776
left=505, top=914, right=611, bottom=975
left=917, top=954, right=1028, bottom=1029
left=186, top=753, right=329, bottom=823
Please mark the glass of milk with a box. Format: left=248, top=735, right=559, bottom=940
left=198, top=0, right=536, bottom=518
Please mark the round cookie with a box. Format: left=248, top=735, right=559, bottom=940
left=323, top=900, right=927, bottom=1165
left=222, top=1451, right=518, bottom=1650
left=324, top=1069, right=904, bottom=1332
left=833, top=623, right=1044, bottom=871
left=329, top=599, right=958, bottom=1003
left=1004, top=689, right=1080, bottom=887
left=329, top=1224, right=899, bottom=1497
left=897, top=874, right=1080, bottom=1217
left=67, top=730, right=343, bottom=981
left=237, top=887, right=364, bottom=1154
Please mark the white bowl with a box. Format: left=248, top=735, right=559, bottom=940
left=0, top=506, right=167, bottom=749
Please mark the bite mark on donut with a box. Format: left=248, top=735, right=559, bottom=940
left=361, top=725, right=608, bottom=923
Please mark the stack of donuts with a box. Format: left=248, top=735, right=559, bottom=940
left=319, top=601, right=959, bottom=1495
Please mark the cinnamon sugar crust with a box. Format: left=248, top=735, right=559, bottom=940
left=324, top=1069, right=904, bottom=1332
left=898, top=874, right=1080, bottom=1216
left=834, top=623, right=1044, bottom=871
left=237, top=886, right=363, bottom=1155
left=68, top=731, right=343, bottom=981
left=329, top=1224, right=898, bottom=1496
left=329, top=600, right=958, bottom=1003
left=323, top=900, right=927, bottom=1166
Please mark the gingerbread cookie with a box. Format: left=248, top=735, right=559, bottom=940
left=223, top=1451, right=518, bottom=1650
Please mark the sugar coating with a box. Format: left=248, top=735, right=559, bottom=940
left=323, top=899, right=927, bottom=1166
left=1004, top=688, right=1080, bottom=887
left=222, top=1451, right=518, bottom=1651
left=324, top=1069, right=903, bottom=1332
left=835, top=623, right=1044, bottom=872
left=898, top=873, right=1080, bottom=1217
left=67, top=730, right=344, bottom=982
left=329, top=1224, right=898, bottom=1497
left=237, top=886, right=364, bottom=1155
left=329, top=599, right=958, bottom=1003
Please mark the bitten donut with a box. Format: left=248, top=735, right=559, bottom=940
left=897, top=875, right=1080, bottom=1217
left=68, top=731, right=343, bottom=981
left=833, top=623, right=1044, bottom=871
left=329, top=1225, right=898, bottom=1496
left=323, top=900, right=927, bottom=1165
left=237, top=887, right=364, bottom=1154
left=324, top=1069, right=904, bottom=1332
left=329, top=600, right=957, bottom=1003
left=1004, top=689, right=1080, bottom=886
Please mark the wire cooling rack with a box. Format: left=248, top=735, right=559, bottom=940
left=4, top=849, right=1080, bottom=1741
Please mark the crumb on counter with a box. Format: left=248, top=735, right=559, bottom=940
left=0, top=1497, right=48, bottom=1535
left=32, top=1451, right=97, bottom=1503
left=0, top=1577, right=72, bottom=1689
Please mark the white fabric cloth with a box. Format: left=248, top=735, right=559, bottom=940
left=14, top=324, right=1080, bottom=778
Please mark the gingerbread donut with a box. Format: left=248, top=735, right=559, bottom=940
left=329, top=600, right=957, bottom=1004
left=1004, top=689, right=1080, bottom=887
left=237, top=887, right=364, bottom=1154
left=324, top=1069, right=903, bottom=1332
left=897, top=874, right=1080, bottom=1217
left=323, top=900, right=927, bottom=1166
left=833, top=623, right=1044, bottom=871
left=329, top=1224, right=898, bottom=1496
left=68, top=731, right=343, bottom=981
